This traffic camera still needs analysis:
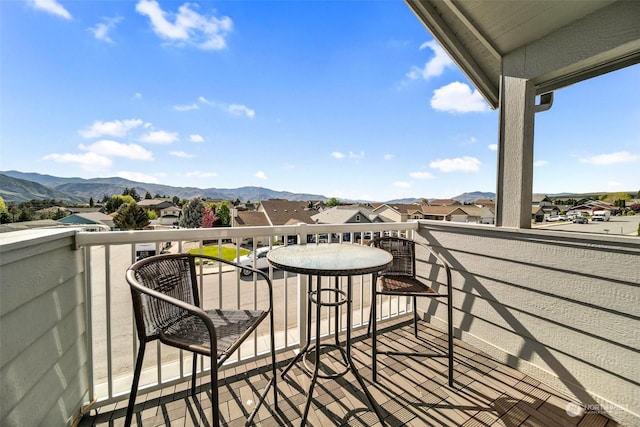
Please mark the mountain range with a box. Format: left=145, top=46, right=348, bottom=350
left=0, top=170, right=497, bottom=205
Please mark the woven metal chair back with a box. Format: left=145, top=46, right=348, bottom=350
left=129, top=254, right=199, bottom=343
left=372, top=237, right=415, bottom=278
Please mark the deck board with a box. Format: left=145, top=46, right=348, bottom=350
left=79, top=317, right=618, bottom=426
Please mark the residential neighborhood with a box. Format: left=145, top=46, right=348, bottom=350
left=2, top=190, right=638, bottom=236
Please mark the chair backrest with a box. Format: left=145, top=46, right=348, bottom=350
left=127, top=254, right=200, bottom=342
left=372, top=237, right=415, bottom=277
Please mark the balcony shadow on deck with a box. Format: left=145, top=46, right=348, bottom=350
left=79, top=316, right=618, bottom=426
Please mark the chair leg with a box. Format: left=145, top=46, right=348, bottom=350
left=211, top=363, right=219, bottom=426
left=413, top=296, right=418, bottom=338
left=191, top=354, right=198, bottom=396
left=124, top=341, right=146, bottom=427
left=270, top=311, right=278, bottom=409
left=371, top=276, right=378, bottom=382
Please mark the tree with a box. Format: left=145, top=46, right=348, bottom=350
left=18, top=207, right=34, bottom=222
left=145, top=191, right=152, bottom=200
left=147, top=210, right=158, bottom=220
left=216, top=202, right=231, bottom=226
left=113, top=203, right=150, bottom=230
left=201, top=206, right=219, bottom=228
left=180, top=197, right=204, bottom=228
left=326, top=197, right=341, bottom=207
left=0, top=196, right=7, bottom=214
left=89, top=197, right=94, bottom=207
left=123, top=187, right=141, bottom=202
left=105, top=195, right=136, bottom=214
left=172, top=196, right=180, bottom=205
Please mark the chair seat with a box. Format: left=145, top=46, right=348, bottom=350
left=160, top=309, right=268, bottom=358
left=379, top=275, right=443, bottom=296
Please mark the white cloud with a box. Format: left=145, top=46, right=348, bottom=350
left=393, top=181, right=411, bottom=189
left=189, top=134, right=204, bottom=142
left=173, top=103, right=199, bottom=111
left=79, top=119, right=144, bottom=138
left=89, top=17, right=122, bottom=43
left=406, top=40, right=454, bottom=80
left=117, top=171, right=160, bottom=184
left=431, top=82, right=489, bottom=113
left=184, top=170, right=218, bottom=178
left=383, top=154, right=394, bottom=161
left=139, top=130, right=179, bottom=144
left=133, top=93, right=143, bottom=100
left=43, top=152, right=112, bottom=171
left=228, top=104, right=255, bottom=118
left=169, top=151, right=195, bottom=158
left=430, top=156, right=481, bottom=173
left=254, top=171, right=267, bottom=180
left=198, top=96, right=212, bottom=105
left=580, top=151, right=639, bottom=165
left=534, top=160, right=548, bottom=167
left=410, top=171, right=434, bottom=179
left=349, top=151, right=365, bottom=160
left=488, top=144, right=498, bottom=151
left=79, top=140, right=154, bottom=161
left=29, top=0, right=71, bottom=19
left=332, top=152, right=345, bottom=159
left=135, top=0, right=232, bottom=50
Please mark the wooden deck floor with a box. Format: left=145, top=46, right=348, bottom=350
left=79, top=317, right=618, bottom=427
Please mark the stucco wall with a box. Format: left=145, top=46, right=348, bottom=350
left=415, top=221, right=639, bottom=427
left=0, top=229, right=89, bottom=426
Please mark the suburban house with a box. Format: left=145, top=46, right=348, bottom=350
left=231, top=199, right=317, bottom=245
left=532, top=195, right=553, bottom=207
left=311, top=205, right=384, bottom=225
left=567, top=200, right=617, bottom=217
left=56, top=212, right=114, bottom=231
left=453, top=206, right=495, bottom=224
left=420, top=205, right=468, bottom=221
left=540, top=205, right=561, bottom=218
left=429, top=199, right=461, bottom=207
left=255, top=199, right=316, bottom=226
left=137, top=199, right=175, bottom=217
left=372, top=203, right=426, bottom=222
left=532, top=206, right=545, bottom=223
left=158, top=206, right=181, bottom=226
left=474, top=198, right=495, bottom=208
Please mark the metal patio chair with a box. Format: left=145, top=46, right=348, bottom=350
left=124, top=253, right=278, bottom=426
left=368, top=236, right=454, bottom=385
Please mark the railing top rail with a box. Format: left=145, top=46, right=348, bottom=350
left=75, top=222, right=419, bottom=247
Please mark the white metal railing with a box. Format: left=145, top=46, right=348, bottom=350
left=75, top=222, right=419, bottom=406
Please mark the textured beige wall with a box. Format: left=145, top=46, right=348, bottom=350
left=414, top=221, right=639, bottom=427
left=0, top=229, right=89, bottom=426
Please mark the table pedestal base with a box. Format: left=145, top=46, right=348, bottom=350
left=281, top=275, right=386, bottom=426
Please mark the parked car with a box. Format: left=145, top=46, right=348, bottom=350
left=135, top=243, right=156, bottom=261
left=545, top=215, right=560, bottom=222
left=592, top=210, right=611, bottom=221
left=233, top=247, right=271, bottom=276
left=573, top=216, right=588, bottom=224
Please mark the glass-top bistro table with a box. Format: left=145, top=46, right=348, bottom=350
left=267, top=243, right=393, bottom=426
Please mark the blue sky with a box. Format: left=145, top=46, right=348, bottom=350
left=1, top=0, right=638, bottom=201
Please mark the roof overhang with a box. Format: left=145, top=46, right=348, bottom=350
left=405, top=0, right=640, bottom=109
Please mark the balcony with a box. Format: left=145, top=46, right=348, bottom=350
left=1, top=221, right=638, bottom=426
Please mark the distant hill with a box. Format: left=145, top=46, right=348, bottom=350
left=451, top=191, right=495, bottom=204
left=0, top=174, right=87, bottom=203
left=0, top=170, right=329, bottom=204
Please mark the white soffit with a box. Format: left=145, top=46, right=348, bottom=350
left=405, top=0, right=640, bottom=109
